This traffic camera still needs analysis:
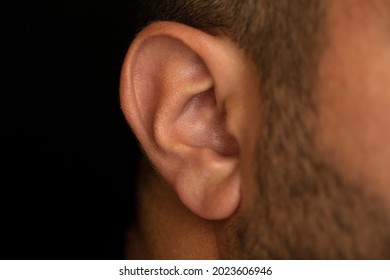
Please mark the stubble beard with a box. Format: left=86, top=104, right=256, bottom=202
left=231, top=95, right=390, bottom=259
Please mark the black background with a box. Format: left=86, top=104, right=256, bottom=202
left=2, top=2, right=140, bottom=259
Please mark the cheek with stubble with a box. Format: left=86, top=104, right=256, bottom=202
left=315, top=5, right=390, bottom=209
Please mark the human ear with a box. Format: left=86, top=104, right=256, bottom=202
left=120, top=21, right=251, bottom=220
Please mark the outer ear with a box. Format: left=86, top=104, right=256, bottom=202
left=120, top=21, right=248, bottom=220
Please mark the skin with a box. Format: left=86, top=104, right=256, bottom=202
left=316, top=0, right=390, bottom=208
left=125, top=0, right=390, bottom=259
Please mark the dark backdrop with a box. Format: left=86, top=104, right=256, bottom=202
left=2, top=2, right=140, bottom=259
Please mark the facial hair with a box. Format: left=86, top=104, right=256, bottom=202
left=230, top=95, right=390, bottom=259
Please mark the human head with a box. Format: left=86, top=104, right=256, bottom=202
left=120, top=0, right=390, bottom=259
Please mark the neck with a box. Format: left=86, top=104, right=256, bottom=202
left=126, top=156, right=219, bottom=259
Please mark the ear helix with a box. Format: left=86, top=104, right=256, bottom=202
left=120, top=22, right=242, bottom=220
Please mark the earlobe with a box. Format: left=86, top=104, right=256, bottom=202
left=120, top=22, right=243, bottom=220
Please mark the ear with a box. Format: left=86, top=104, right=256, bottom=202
left=120, top=21, right=251, bottom=220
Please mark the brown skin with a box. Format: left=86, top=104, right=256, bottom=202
left=123, top=0, right=390, bottom=259
left=317, top=0, right=390, bottom=208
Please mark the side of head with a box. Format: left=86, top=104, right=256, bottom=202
left=121, top=0, right=390, bottom=259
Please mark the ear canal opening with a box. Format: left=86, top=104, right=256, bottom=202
left=175, top=87, right=239, bottom=157
left=216, top=111, right=239, bottom=157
